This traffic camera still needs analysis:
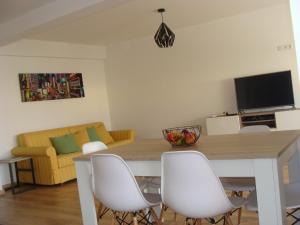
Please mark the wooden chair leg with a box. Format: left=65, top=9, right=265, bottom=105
left=159, top=204, right=167, bottom=222
left=224, top=213, right=234, bottom=225
left=196, top=219, right=202, bottom=225
left=150, top=208, right=162, bottom=225
left=111, top=211, right=117, bottom=225
left=237, top=207, right=242, bottom=225
left=132, top=212, right=138, bottom=225
left=97, top=202, right=103, bottom=219
left=237, top=191, right=243, bottom=225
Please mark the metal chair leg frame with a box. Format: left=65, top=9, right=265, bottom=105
left=287, top=208, right=300, bottom=225
left=114, top=209, right=160, bottom=225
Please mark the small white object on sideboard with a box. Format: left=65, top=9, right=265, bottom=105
left=206, top=109, right=300, bottom=135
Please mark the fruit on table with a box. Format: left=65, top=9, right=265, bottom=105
left=167, top=131, right=181, bottom=143
left=167, top=132, right=175, bottom=142
left=166, top=129, right=197, bottom=145
left=182, top=129, right=196, bottom=145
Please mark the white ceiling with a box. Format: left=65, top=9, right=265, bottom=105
left=1, top=0, right=288, bottom=46
left=0, top=0, right=56, bottom=23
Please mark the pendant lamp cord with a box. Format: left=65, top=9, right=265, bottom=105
left=161, top=12, right=164, bottom=23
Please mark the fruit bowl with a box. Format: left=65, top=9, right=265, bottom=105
left=162, top=125, right=201, bottom=147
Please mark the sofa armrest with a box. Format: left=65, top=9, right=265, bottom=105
left=12, top=146, right=56, bottom=157
left=109, top=129, right=135, bottom=142
left=11, top=146, right=58, bottom=170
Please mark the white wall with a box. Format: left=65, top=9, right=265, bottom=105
left=0, top=40, right=110, bottom=187
left=105, top=3, right=299, bottom=138
left=290, top=0, right=300, bottom=74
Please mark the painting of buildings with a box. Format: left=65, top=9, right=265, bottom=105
left=19, top=73, right=85, bottom=102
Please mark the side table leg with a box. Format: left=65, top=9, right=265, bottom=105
left=14, top=162, right=20, bottom=187
left=8, top=163, right=15, bottom=195
left=30, top=158, right=36, bottom=186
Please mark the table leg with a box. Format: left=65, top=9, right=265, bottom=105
left=75, top=160, right=98, bottom=225
left=8, top=163, right=15, bottom=195
left=288, top=139, right=300, bottom=224
left=14, top=162, right=20, bottom=187
left=30, top=158, right=36, bottom=186
left=254, top=158, right=286, bottom=225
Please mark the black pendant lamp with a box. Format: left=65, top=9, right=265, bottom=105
left=154, top=8, right=175, bottom=48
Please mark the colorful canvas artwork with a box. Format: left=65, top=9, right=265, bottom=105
left=19, top=73, right=85, bottom=102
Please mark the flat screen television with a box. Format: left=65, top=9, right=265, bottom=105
left=234, top=70, right=294, bottom=111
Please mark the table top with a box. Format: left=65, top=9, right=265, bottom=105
left=75, top=130, right=300, bottom=162
left=0, top=156, right=31, bottom=164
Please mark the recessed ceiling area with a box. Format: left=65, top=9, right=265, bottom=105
left=24, top=0, right=288, bottom=46
left=0, top=0, right=56, bottom=24
left=0, top=0, right=288, bottom=46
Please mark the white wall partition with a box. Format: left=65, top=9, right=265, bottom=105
left=0, top=40, right=110, bottom=189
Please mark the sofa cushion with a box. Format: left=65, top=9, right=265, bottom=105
left=95, top=126, right=114, bottom=144
left=50, top=134, right=80, bottom=155
left=86, top=127, right=101, bottom=142
left=57, top=151, right=82, bottom=168
left=74, top=129, right=90, bottom=150
left=18, top=128, right=70, bottom=147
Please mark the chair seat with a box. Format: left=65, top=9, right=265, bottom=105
left=221, top=177, right=256, bottom=192
left=136, top=176, right=161, bottom=192
left=246, top=181, right=300, bottom=211
left=143, top=193, right=162, bottom=205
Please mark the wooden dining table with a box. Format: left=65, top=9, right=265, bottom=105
left=74, top=130, right=300, bottom=225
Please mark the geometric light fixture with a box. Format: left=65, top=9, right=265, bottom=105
left=154, top=8, right=175, bottom=48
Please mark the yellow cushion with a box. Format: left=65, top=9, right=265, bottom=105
left=19, top=128, right=70, bottom=147
left=73, top=129, right=90, bottom=149
left=95, top=125, right=114, bottom=144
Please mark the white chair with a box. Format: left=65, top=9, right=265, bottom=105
left=91, top=154, right=162, bottom=225
left=161, top=151, right=246, bottom=224
left=239, top=125, right=271, bottom=134
left=82, top=141, right=109, bottom=220
left=221, top=125, right=271, bottom=223
left=82, top=141, right=108, bottom=155
left=246, top=181, right=300, bottom=224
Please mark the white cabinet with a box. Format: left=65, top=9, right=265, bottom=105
left=206, top=115, right=240, bottom=135
left=275, top=110, right=300, bottom=131
left=206, top=109, right=300, bottom=135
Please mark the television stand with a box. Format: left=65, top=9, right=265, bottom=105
left=240, top=111, right=276, bottom=128
left=206, top=108, right=300, bottom=135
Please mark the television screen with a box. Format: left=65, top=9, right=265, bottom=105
left=234, top=71, right=294, bottom=111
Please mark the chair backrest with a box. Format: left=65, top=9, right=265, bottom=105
left=161, top=151, right=233, bottom=218
left=82, top=141, right=107, bottom=154
left=91, top=154, right=151, bottom=212
left=239, top=125, right=271, bottom=134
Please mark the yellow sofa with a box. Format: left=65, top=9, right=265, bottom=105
left=11, top=122, right=135, bottom=185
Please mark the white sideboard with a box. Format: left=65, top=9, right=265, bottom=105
left=206, top=109, right=300, bottom=135
left=206, top=116, right=240, bottom=135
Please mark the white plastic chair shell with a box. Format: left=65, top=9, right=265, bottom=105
left=82, top=141, right=108, bottom=155
left=91, top=154, right=161, bottom=212
left=239, top=125, right=271, bottom=134
left=82, top=141, right=108, bottom=176
left=161, top=151, right=244, bottom=219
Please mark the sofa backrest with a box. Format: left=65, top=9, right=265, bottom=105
left=18, top=122, right=106, bottom=147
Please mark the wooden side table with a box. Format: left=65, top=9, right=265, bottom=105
left=0, top=157, right=36, bottom=194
